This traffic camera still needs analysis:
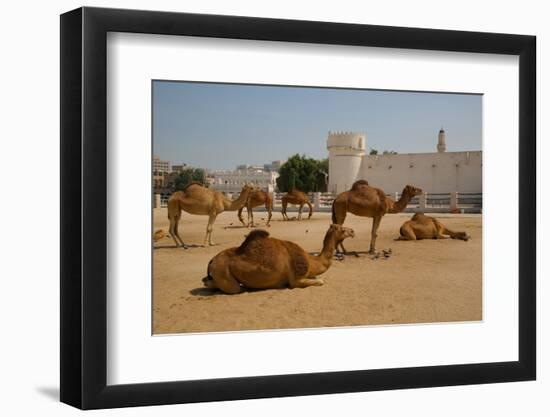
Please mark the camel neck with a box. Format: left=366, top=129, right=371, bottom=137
left=388, top=192, right=411, bottom=213
left=225, top=190, right=248, bottom=211
left=313, top=231, right=337, bottom=271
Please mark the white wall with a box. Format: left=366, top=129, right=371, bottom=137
left=0, top=1, right=545, bottom=417
left=357, top=151, right=482, bottom=194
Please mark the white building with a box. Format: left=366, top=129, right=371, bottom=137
left=327, top=130, right=482, bottom=195
left=209, top=166, right=279, bottom=193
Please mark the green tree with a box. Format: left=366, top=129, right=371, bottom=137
left=173, top=168, right=206, bottom=191
left=369, top=148, right=379, bottom=155
left=382, top=150, right=397, bottom=155
left=276, top=154, right=328, bottom=193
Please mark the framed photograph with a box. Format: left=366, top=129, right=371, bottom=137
left=60, top=6, right=536, bottom=409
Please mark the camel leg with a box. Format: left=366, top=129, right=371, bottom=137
left=281, top=200, right=288, bottom=221
left=237, top=207, right=246, bottom=227
left=336, top=241, right=347, bottom=254
left=173, top=219, right=187, bottom=247
left=169, top=214, right=186, bottom=248
left=298, top=204, right=303, bottom=220
left=441, top=225, right=470, bottom=241
left=290, top=275, right=325, bottom=288
left=266, top=203, right=272, bottom=227
left=204, top=213, right=217, bottom=246
left=369, top=216, right=382, bottom=254
left=205, top=270, right=242, bottom=294
left=249, top=206, right=255, bottom=227
left=397, top=224, right=417, bottom=241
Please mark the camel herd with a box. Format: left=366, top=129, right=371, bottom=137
left=164, top=180, right=470, bottom=294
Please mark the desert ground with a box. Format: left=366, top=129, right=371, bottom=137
left=153, top=209, right=482, bottom=334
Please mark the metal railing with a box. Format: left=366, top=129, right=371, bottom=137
left=155, top=191, right=482, bottom=213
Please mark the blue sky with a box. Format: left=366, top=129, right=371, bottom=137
left=153, top=81, right=482, bottom=170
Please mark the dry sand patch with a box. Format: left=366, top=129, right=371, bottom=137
left=153, top=210, right=482, bottom=334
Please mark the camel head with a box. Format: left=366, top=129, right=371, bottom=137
left=402, top=185, right=423, bottom=198
left=239, top=184, right=255, bottom=199
left=327, top=224, right=355, bottom=244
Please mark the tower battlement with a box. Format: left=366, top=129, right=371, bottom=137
left=327, top=131, right=366, bottom=151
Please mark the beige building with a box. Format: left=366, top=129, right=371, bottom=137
left=153, top=156, right=171, bottom=188
left=327, top=130, right=482, bottom=195
left=210, top=166, right=279, bottom=193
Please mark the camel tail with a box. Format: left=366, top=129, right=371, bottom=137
left=306, top=201, right=313, bottom=218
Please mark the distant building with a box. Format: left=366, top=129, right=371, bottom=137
left=327, top=129, right=482, bottom=195
left=171, top=163, right=189, bottom=173
left=263, top=160, right=285, bottom=172
left=153, top=155, right=171, bottom=173
left=209, top=166, right=279, bottom=194
left=152, top=156, right=171, bottom=188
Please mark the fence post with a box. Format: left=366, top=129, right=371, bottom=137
left=155, top=194, right=161, bottom=209
left=394, top=191, right=399, bottom=201
left=450, top=191, right=458, bottom=211
left=419, top=192, right=427, bottom=210
left=313, top=192, right=321, bottom=210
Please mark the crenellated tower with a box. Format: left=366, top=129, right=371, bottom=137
left=326, top=131, right=366, bottom=194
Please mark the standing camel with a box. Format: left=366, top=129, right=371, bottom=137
left=237, top=189, right=273, bottom=227
left=202, top=224, right=355, bottom=294
left=398, top=213, right=470, bottom=241
left=331, top=180, right=422, bottom=254
left=167, top=182, right=253, bottom=248
left=281, top=189, right=313, bottom=221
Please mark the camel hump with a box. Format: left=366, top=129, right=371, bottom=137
left=411, top=212, right=428, bottom=221
left=236, top=230, right=270, bottom=254
left=351, top=180, right=369, bottom=191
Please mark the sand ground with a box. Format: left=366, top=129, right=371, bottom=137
left=153, top=209, right=482, bottom=334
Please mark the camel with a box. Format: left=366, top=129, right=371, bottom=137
left=202, top=224, right=355, bottom=294
left=167, top=182, right=253, bottom=247
left=398, top=213, right=470, bottom=241
left=281, top=189, right=313, bottom=221
left=237, top=189, right=273, bottom=227
left=331, top=180, right=422, bottom=254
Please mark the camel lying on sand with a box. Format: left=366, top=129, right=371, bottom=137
left=281, top=189, right=313, bottom=221
left=237, top=189, right=273, bottom=227
left=168, top=182, right=253, bottom=247
left=398, top=213, right=470, bottom=241
left=202, top=224, right=355, bottom=294
left=332, top=180, right=423, bottom=254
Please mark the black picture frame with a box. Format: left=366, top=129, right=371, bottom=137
left=60, top=6, right=536, bottom=410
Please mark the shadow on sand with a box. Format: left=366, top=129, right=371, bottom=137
left=153, top=243, right=205, bottom=250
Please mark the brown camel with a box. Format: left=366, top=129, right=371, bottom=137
left=167, top=182, right=253, bottom=248
left=202, top=224, right=355, bottom=294
left=237, top=189, right=273, bottom=227
left=281, top=189, right=313, bottom=221
left=398, top=213, right=470, bottom=241
left=331, top=180, right=422, bottom=254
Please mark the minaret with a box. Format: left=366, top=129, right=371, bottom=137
left=437, top=127, right=446, bottom=153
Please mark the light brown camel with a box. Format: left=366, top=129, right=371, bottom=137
left=167, top=182, right=253, bottom=248
left=331, top=180, right=422, bottom=254
left=281, top=189, right=313, bottom=221
left=202, top=224, right=355, bottom=294
left=398, top=213, right=470, bottom=241
left=237, top=189, right=273, bottom=227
